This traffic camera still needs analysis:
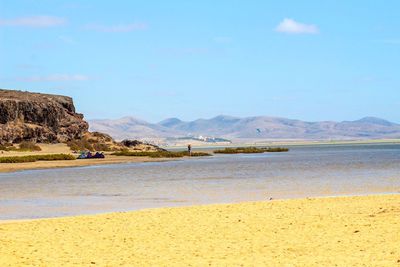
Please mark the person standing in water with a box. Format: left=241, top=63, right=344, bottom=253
left=187, top=144, right=192, bottom=156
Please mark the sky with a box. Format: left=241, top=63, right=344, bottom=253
left=1, top=0, right=399, bottom=123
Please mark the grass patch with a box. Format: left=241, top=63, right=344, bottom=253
left=213, top=147, right=289, bottom=154
left=0, top=154, right=76, bottom=163
left=18, top=141, right=42, bottom=151
left=111, top=151, right=211, bottom=158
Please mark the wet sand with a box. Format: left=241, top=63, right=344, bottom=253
left=0, top=194, right=399, bottom=266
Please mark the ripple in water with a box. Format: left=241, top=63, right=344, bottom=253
left=0, top=143, right=399, bottom=219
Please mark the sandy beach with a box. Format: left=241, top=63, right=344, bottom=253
left=0, top=144, right=177, bottom=173
left=0, top=155, right=174, bottom=173
left=0, top=194, right=399, bottom=266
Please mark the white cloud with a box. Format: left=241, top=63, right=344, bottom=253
left=84, top=23, right=147, bottom=32
left=0, top=16, right=66, bottom=27
left=275, top=18, right=318, bottom=34
left=17, top=74, right=90, bottom=82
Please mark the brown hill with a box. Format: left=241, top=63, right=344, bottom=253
left=90, top=115, right=400, bottom=141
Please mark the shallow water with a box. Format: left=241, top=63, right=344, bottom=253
left=0, top=143, right=399, bottom=220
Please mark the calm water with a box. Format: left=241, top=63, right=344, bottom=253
left=0, top=143, right=399, bottom=220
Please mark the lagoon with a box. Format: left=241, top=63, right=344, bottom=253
left=0, top=143, right=399, bottom=220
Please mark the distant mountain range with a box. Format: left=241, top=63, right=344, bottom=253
left=89, top=115, right=400, bottom=141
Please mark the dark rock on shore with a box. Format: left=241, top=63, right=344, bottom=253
left=121, top=139, right=166, bottom=151
left=0, top=89, right=88, bottom=144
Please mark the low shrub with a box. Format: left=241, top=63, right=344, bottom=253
left=0, top=144, right=12, bottom=151
left=18, top=141, right=42, bottom=151
left=0, top=154, right=76, bottom=163
left=121, top=139, right=143, bottom=147
left=213, top=147, right=289, bottom=154
left=90, top=132, right=113, bottom=142
left=67, top=139, right=94, bottom=151
left=93, top=143, right=112, bottom=151
left=67, top=137, right=114, bottom=152
left=265, top=147, right=289, bottom=152
left=0, top=142, right=42, bottom=152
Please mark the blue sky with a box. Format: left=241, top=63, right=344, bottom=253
left=1, top=1, right=399, bottom=122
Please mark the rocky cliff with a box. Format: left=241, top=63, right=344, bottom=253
left=0, top=89, right=89, bottom=144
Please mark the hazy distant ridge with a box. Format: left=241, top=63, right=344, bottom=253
left=89, top=115, right=400, bottom=141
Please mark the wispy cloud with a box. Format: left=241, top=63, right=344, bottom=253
left=160, top=47, right=210, bottom=56
left=275, top=18, right=318, bottom=34
left=16, top=74, right=91, bottom=82
left=15, top=64, right=41, bottom=70
left=84, top=23, right=147, bottom=32
left=356, top=75, right=376, bottom=83
left=0, top=16, right=66, bottom=27
left=213, top=36, right=232, bottom=44
left=150, top=89, right=178, bottom=97
left=375, top=39, right=400, bottom=45
left=58, top=35, right=76, bottom=44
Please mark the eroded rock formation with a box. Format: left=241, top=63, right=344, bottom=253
left=0, top=89, right=88, bottom=144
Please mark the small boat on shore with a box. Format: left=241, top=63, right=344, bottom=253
left=77, top=151, right=105, bottom=159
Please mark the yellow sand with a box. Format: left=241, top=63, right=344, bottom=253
left=0, top=195, right=399, bottom=266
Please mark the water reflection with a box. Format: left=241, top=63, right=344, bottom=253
left=0, top=143, right=399, bottom=219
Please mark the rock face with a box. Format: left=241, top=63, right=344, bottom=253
left=0, top=89, right=89, bottom=144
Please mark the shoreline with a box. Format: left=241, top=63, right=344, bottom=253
left=1, top=192, right=399, bottom=223
left=166, top=138, right=400, bottom=150
left=1, top=140, right=399, bottom=173
left=1, top=194, right=399, bottom=265
left=0, top=155, right=178, bottom=173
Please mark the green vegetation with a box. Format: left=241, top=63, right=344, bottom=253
left=112, top=150, right=211, bottom=158
left=0, top=141, right=41, bottom=152
left=263, top=147, right=289, bottom=152
left=0, top=154, right=76, bottom=163
left=213, top=147, right=289, bottom=154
